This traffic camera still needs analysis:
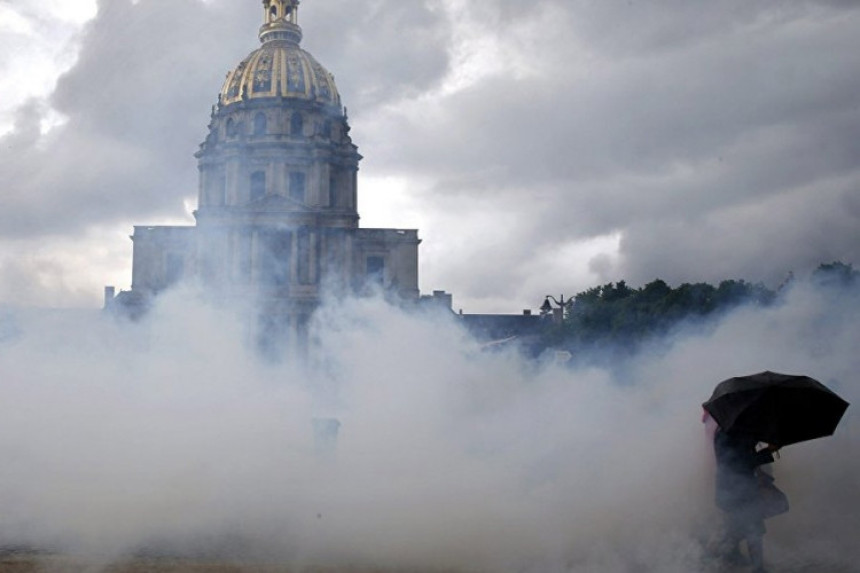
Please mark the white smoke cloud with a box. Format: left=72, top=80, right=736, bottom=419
left=0, top=278, right=857, bottom=571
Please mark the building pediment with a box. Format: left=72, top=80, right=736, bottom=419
left=244, top=193, right=312, bottom=213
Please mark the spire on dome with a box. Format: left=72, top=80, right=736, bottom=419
left=260, top=0, right=302, bottom=44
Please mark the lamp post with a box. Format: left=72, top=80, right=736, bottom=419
left=540, top=294, right=573, bottom=325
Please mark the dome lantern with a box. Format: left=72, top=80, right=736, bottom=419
left=260, top=0, right=302, bottom=45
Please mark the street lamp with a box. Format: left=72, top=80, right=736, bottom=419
left=540, top=294, right=573, bottom=325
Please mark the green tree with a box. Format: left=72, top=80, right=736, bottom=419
left=813, top=261, right=858, bottom=288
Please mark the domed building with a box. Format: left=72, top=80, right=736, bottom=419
left=113, top=0, right=422, bottom=345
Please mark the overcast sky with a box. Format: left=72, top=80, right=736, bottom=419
left=1, top=0, right=859, bottom=312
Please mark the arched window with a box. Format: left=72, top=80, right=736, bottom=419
left=290, top=112, right=304, bottom=136
left=254, top=113, right=267, bottom=136
left=225, top=117, right=235, bottom=138
left=259, top=230, right=291, bottom=287
left=297, top=227, right=312, bottom=285
left=208, top=173, right=226, bottom=206
left=250, top=171, right=266, bottom=201
left=166, top=254, right=185, bottom=286
left=366, top=256, right=385, bottom=285
left=329, top=174, right=337, bottom=207
left=216, top=175, right=226, bottom=205
left=289, top=172, right=306, bottom=203
left=270, top=5, right=278, bottom=19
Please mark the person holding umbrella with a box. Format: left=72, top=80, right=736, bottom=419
left=711, top=422, right=779, bottom=571
left=703, top=370, right=850, bottom=572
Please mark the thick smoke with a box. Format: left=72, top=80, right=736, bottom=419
left=0, top=278, right=857, bottom=571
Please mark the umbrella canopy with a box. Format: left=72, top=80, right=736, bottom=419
left=703, top=371, right=850, bottom=447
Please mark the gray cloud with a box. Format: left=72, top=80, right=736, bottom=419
left=358, top=0, right=860, bottom=304
left=1, top=0, right=859, bottom=310
left=301, top=0, right=450, bottom=110
left=1, top=0, right=234, bottom=238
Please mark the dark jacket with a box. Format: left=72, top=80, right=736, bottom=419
left=714, top=429, right=774, bottom=511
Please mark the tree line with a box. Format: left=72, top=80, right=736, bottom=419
left=538, top=261, right=859, bottom=358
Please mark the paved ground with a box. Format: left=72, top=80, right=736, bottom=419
left=0, top=559, right=361, bottom=573
left=2, top=552, right=857, bottom=572
left=0, top=556, right=450, bottom=573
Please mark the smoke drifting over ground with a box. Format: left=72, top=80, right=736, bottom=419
left=0, top=280, right=857, bottom=571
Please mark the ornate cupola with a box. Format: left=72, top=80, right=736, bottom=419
left=195, top=0, right=360, bottom=231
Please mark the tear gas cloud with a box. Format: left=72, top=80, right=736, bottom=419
left=0, top=279, right=857, bottom=571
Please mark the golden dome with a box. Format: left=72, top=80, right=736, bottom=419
left=219, top=0, right=341, bottom=110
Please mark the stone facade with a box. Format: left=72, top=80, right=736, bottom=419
left=111, top=0, right=421, bottom=334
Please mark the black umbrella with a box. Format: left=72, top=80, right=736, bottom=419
left=703, top=370, right=850, bottom=447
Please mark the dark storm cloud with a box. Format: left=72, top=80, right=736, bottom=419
left=300, top=0, right=450, bottom=110
left=358, top=0, right=860, bottom=299
left=370, top=2, right=860, bottom=199
left=1, top=0, right=859, bottom=309
left=0, top=0, right=448, bottom=240
left=0, top=0, right=247, bottom=238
